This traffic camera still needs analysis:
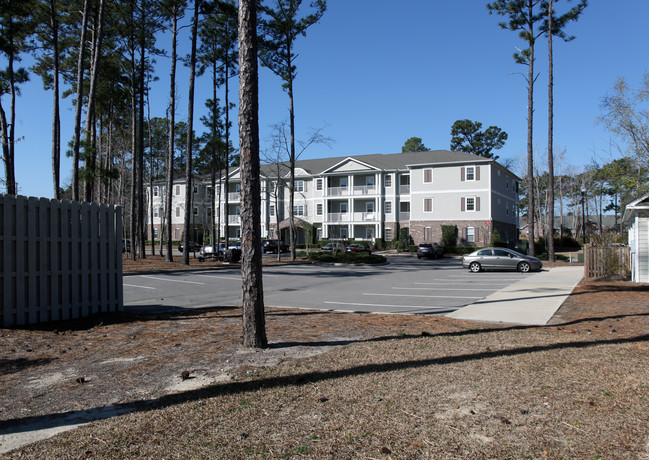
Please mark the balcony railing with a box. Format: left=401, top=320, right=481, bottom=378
left=228, top=215, right=240, bottom=224
left=353, top=212, right=377, bottom=221
left=327, top=186, right=348, bottom=196
left=399, top=212, right=410, bottom=221
left=327, top=212, right=350, bottom=222
left=399, top=185, right=410, bottom=195
left=228, top=192, right=240, bottom=202
left=353, top=185, right=376, bottom=195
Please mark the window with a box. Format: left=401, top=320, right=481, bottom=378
left=340, top=203, right=348, bottom=213
left=316, top=203, right=323, bottom=215
left=467, top=227, right=475, bottom=243
left=423, top=198, right=433, bottom=213
left=366, top=202, right=375, bottom=213
left=293, top=205, right=305, bottom=216
left=193, top=207, right=198, bottom=216
left=175, top=185, right=180, bottom=195
left=423, top=169, right=432, bottom=183
left=294, top=180, right=304, bottom=192
left=385, top=228, right=393, bottom=240
left=316, top=178, right=322, bottom=191
left=153, top=228, right=159, bottom=239
left=466, top=167, right=475, bottom=181
left=424, top=226, right=432, bottom=241
left=153, top=207, right=160, bottom=218
left=506, top=180, right=509, bottom=189
left=193, top=185, right=198, bottom=194
left=466, top=197, right=475, bottom=211
left=153, top=186, right=159, bottom=197
left=270, top=205, right=275, bottom=216
left=385, top=174, right=392, bottom=187
left=366, top=176, right=375, bottom=186
left=385, top=201, right=392, bottom=213
left=176, top=207, right=180, bottom=217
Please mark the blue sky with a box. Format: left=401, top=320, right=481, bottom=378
left=6, top=0, right=649, bottom=198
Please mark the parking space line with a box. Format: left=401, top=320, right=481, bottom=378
left=391, top=287, right=495, bottom=291
left=363, top=292, right=483, bottom=299
left=324, top=301, right=452, bottom=310
left=140, top=275, right=205, bottom=285
left=123, top=284, right=156, bottom=290
left=193, top=274, right=242, bottom=281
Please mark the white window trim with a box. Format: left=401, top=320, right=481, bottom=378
left=466, top=196, right=476, bottom=212
left=384, top=174, right=392, bottom=187
left=466, top=166, right=476, bottom=182
left=423, top=168, right=433, bottom=184
left=423, top=197, right=433, bottom=213
left=385, top=201, right=392, bottom=214
left=467, top=226, right=475, bottom=243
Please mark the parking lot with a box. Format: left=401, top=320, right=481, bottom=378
left=123, top=255, right=539, bottom=315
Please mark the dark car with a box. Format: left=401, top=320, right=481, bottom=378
left=416, top=243, right=444, bottom=259
left=461, top=247, right=542, bottom=273
left=262, top=240, right=289, bottom=254
left=345, top=243, right=371, bottom=254
left=178, top=241, right=201, bottom=253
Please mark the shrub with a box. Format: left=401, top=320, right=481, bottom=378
left=309, top=252, right=386, bottom=264
left=441, top=225, right=458, bottom=248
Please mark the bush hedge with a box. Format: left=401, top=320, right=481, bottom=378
left=309, top=252, right=387, bottom=264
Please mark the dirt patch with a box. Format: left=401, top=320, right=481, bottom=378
left=2, top=259, right=649, bottom=458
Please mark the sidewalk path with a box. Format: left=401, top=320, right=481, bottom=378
left=447, top=266, right=584, bottom=325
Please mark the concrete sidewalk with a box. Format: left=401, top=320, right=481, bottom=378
left=447, top=266, right=584, bottom=325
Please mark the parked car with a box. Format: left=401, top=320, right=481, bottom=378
left=462, top=247, right=542, bottom=273
left=416, top=242, right=443, bottom=259
left=321, top=242, right=345, bottom=252
left=177, top=241, right=201, bottom=253
left=345, top=243, right=371, bottom=254
left=262, top=240, right=289, bottom=253
left=228, top=241, right=241, bottom=250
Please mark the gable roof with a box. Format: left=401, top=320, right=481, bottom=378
left=623, top=193, right=649, bottom=223
left=259, top=150, right=510, bottom=178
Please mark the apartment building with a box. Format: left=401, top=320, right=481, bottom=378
left=147, top=150, right=520, bottom=246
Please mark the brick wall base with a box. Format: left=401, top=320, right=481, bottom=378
left=409, top=220, right=518, bottom=247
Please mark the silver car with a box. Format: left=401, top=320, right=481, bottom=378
left=462, top=247, right=542, bottom=273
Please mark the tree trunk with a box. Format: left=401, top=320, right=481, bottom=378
left=547, top=0, right=555, bottom=262
left=183, top=0, right=200, bottom=266
left=238, top=0, right=267, bottom=348
left=165, top=4, right=179, bottom=263
left=526, top=5, right=536, bottom=257
left=83, top=0, right=106, bottom=202
left=71, top=0, right=90, bottom=201
left=137, top=11, right=146, bottom=259
left=288, top=58, right=296, bottom=261
left=49, top=0, right=61, bottom=199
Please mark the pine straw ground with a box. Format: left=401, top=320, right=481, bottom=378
left=1, top=256, right=649, bottom=459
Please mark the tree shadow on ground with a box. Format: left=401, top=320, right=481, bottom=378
left=2, top=331, right=648, bottom=437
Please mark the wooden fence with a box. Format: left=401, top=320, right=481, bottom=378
left=1, top=195, right=123, bottom=327
left=584, top=244, right=631, bottom=279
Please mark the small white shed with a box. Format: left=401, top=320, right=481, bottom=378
left=623, top=194, right=649, bottom=283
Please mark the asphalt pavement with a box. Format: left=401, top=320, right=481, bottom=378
left=123, top=256, right=584, bottom=324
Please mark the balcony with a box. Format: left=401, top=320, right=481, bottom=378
left=353, top=212, right=377, bottom=222
left=353, top=185, right=377, bottom=195
left=327, top=212, right=350, bottom=222
left=228, top=215, right=240, bottom=224
left=327, top=186, right=348, bottom=196
left=399, top=185, right=410, bottom=195
left=228, top=192, right=240, bottom=202
left=399, top=212, right=410, bottom=221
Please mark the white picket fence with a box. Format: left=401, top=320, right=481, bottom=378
left=1, top=195, right=123, bottom=327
